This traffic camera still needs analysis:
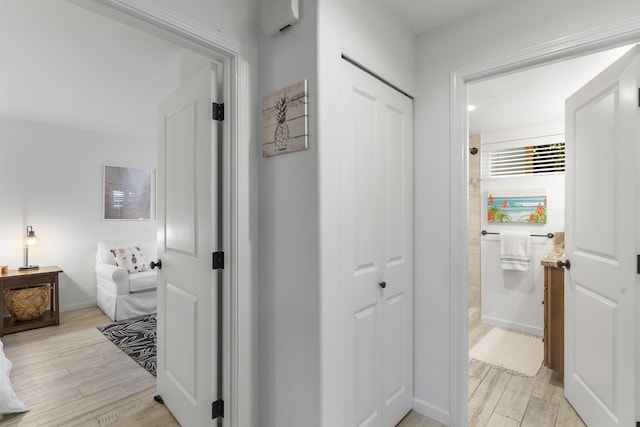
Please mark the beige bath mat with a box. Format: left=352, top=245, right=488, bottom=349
left=469, top=328, right=543, bottom=376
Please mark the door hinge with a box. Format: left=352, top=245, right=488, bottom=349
left=637, top=255, right=640, bottom=274
left=213, top=102, right=224, bottom=121
left=213, top=251, right=225, bottom=270
left=212, top=399, right=224, bottom=419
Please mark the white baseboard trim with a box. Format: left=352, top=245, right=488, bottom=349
left=412, top=397, right=450, bottom=425
left=60, top=300, right=97, bottom=313
left=481, top=315, right=543, bottom=337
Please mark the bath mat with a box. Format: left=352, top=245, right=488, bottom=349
left=469, top=327, right=543, bottom=376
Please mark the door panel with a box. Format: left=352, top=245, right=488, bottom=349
left=165, top=282, right=198, bottom=400
left=157, top=65, right=218, bottom=426
left=565, top=45, right=638, bottom=427
left=342, top=61, right=413, bottom=427
left=348, top=84, right=383, bottom=427
left=165, top=102, right=197, bottom=255
left=383, top=293, right=405, bottom=404
left=355, top=305, right=379, bottom=426
left=354, top=89, right=379, bottom=272
left=384, top=105, right=405, bottom=265
left=574, top=90, right=615, bottom=258
left=574, top=285, right=615, bottom=410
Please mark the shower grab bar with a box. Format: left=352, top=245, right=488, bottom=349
left=481, top=230, right=554, bottom=239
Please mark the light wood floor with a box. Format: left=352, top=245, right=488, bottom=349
left=0, top=307, right=178, bottom=426
left=0, top=306, right=585, bottom=427
left=398, top=307, right=586, bottom=427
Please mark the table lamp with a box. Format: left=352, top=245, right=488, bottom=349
left=19, top=225, right=39, bottom=270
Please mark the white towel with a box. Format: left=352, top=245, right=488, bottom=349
left=500, top=231, right=531, bottom=271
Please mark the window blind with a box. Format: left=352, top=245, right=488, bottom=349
left=481, top=142, right=565, bottom=179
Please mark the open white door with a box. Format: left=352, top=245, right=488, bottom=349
left=341, top=61, right=413, bottom=427
left=564, top=46, right=638, bottom=426
left=156, top=65, right=220, bottom=426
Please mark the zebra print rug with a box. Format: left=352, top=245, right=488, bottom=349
left=97, top=313, right=156, bottom=376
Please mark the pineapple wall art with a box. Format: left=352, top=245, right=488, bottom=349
left=263, top=80, right=309, bottom=157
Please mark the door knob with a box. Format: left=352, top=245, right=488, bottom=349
left=379, top=281, right=387, bottom=289
left=556, top=259, right=570, bottom=270
left=150, top=260, right=162, bottom=270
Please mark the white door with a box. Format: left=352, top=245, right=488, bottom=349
left=564, top=46, right=638, bottom=426
left=156, top=65, right=220, bottom=426
left=342, top=62, right=413, bottom=427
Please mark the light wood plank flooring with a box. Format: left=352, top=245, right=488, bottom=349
left=398, top=307, right=585, bottom=427
left=0, top=306, right=585, bottom=426
left=0, top=307, right=178, bottom=426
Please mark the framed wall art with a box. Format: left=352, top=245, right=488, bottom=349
left=103, top=165, right=152, bottom=220
left=263, top=79, right=309, bottom=157
left=487, top=189, right=547, bottom=224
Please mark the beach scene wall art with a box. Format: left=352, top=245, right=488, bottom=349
left=487, top=189, right=547, bottom=223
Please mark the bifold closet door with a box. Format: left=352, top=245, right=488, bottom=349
left=341, top=61, right=413, bottom=427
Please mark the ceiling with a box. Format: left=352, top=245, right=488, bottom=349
left=377, top=0, right=634, bottom=136
left=0, top=1, right=634, bottom=141
left=468, top=45, right=632, bottom=135
left=380, top=0, right=508, bottom=34
left=0, top=0, right=181, bottom=140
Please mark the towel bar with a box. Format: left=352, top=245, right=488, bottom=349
left=481, top=230, right=554, bottom=239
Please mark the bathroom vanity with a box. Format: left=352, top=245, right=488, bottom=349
left=541, top=232, right=565, bottom=379
left=543, top=265, right=564, bottom=377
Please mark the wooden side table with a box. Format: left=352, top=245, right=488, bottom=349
left=0, top=266, right=62, bottom=335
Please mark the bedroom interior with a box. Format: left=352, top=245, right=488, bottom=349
left=0, top=0, right=201, bottom=423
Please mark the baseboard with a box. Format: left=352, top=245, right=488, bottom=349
left=60, top=300, right=97, bottom=313
left=412, top=397, right=449, bottom=425
left=481, top=315, right=543, bottom=337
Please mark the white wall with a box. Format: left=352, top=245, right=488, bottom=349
left=481, top=174, right=564, bottom=336
left=317, top=0, right=416, bottom=425
left=150, top=0, right=257, bottom=47
left=257, top=1, right=319, bottom=426
left=414, top=1, right=640, bottom=423
left=0, top=117, right=156, bottom=311
left=479, top=127, right=565, bottom=336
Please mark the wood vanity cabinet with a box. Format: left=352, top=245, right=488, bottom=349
left=543, top=265, right=564, bottom=378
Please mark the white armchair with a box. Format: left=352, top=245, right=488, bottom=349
left=95, top=240, right=157, bottom=321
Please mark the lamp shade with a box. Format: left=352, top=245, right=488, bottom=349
left=25, top=226, right=38, bottom=246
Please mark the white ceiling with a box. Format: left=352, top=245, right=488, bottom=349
left=379, top=0, right=508, bottom=34
left=0, top=0, right=181, bottom=140
left=468, top=45, right=632, bottom=135
left=0, top=1, right=633, bottom=141
left=377, top=0, right=635, bottom=136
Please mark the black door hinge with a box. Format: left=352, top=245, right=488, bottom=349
left=212, top=399, right=224, bottom=419
left=213, top=102, right=224, bottom=121
left=637, top=255, right=640, bottom=274
left=213, top=251, right=225, bottom=270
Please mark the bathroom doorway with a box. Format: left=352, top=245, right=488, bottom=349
left=465, top=45, right=631, bottom=425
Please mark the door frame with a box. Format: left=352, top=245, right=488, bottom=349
left=449, top=16, right=640, bottom=425
left=70, top=1, right=254, bottom=426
